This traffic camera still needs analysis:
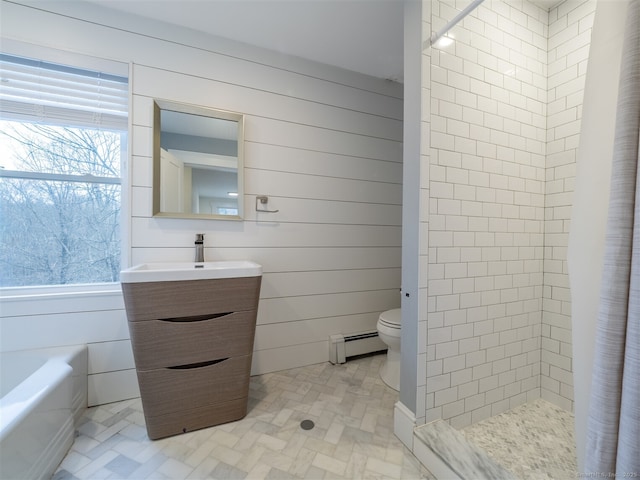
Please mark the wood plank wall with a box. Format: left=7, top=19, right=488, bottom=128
left=0, top=1, right=403, bottom=404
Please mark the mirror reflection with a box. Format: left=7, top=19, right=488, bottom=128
left=152, top=100, right=244, bottom=219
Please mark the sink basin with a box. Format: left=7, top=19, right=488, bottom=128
left=120, top=261, right=262, bottom=283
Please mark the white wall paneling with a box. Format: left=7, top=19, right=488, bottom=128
left=0, top=289, right=124, bottom=318
left=131, top=246, right=401, bottom=271
left=130, top=220, right=401, bottom=248
left=131, top=66, right=402, bottom=142
left=258, top=290, right=401, bottom=326
left=88, top=340, right=135, bottom=375
left=87, top=340, right=138, bottom=407
left=0, top=310, right=129, bottom=351
left=88, top=369, right=140, bottom=407
left=251, top=342, right=328, bottom=376
left=260, top=269, right=401, bottom=299
left=244, top=143, right=403, bottom=184
left=244, top=170, right=402, bottom=206
left=242, top=197, right=402, bottom=226
left=254, top=312, right=384, bottom=351
left=0, top=292, right=127, bottom=352
left=0, top=289, right=132, bottom=406
left=1, top=1, right=403, bottom=405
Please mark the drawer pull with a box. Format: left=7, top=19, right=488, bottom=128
left=159, top=312, right=233, bottom=323
left=168, top=358, right=228, bottom=370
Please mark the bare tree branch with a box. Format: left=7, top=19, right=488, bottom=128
left=0, top=121, right=122, bottom=286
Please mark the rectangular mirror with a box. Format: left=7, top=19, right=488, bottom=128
left=152, top=100, right=244, bottom=220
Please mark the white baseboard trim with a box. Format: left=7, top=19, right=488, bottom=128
left=393, top=401, right=416, bottom=450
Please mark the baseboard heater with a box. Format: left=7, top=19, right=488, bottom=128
left=329, top=331, right=386, bottom=364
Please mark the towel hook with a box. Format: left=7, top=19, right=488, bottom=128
left=256, top=195, right=279, bottom=213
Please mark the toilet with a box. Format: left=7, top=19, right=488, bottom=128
left=376, top=308, right=401, bottom=391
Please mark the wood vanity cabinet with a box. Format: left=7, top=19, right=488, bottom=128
left=122, top=275, right=261, bottom=440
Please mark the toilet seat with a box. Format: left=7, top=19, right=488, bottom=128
left=378, top=319, right=401, bottom=330
left=378, top=308, right=401, bottom=327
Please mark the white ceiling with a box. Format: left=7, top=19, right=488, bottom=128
left=85, top=0, right=406, bottom=81
left=82, top=0, right=560, bottom=83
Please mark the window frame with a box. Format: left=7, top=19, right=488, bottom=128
left=0, top=42, right=130, bottom=293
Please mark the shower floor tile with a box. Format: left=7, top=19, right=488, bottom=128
left=460, top=398, right=577, bottom=479
left=54, top=354, right=434, bottom=480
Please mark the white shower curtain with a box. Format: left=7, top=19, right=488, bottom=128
left=585, top=0, right=640, bottom=474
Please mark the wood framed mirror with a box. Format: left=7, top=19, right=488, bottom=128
left=152, top=100, right=244, bottom=220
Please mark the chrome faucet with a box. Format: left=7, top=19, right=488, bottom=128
left=195, top=233, right=204, bottom=263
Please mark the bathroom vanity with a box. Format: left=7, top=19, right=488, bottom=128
left=120, top=261, right=261, bottom=440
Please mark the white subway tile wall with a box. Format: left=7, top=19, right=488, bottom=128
left=425, top=0, right=549, bottom=428
left=543, top=0, right=596, bottom=413
left=416, top=0, right=434, bottom=427
left=422, top=0, right=596, bottom=425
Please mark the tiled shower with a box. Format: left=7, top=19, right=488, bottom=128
left=418, top=0, right=596, bottom=429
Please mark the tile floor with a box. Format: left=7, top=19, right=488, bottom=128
left=461, top=398, right=577, bottom=479
left=54, top=354, right=434, bottom=479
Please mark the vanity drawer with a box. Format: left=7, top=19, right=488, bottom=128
left=136, top=354, right=252, bottom=417
left=129, top=310, right=257, bottom=369
left=144, top=397, right=248, bottom=440
left=122, top=276, right=261, bottom=321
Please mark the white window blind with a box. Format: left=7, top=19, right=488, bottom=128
left=0, top=53, right=128, bottom=130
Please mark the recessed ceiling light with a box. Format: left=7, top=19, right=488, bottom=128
left=434, top=35, right=454, bottom=49
left=227, top=192, right=238, bottom=197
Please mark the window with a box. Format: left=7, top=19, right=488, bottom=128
left=217, top=207, right=239, bottom=216
left=0, top=53, right=128, bottom=287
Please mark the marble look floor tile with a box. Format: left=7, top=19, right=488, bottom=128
left=74, top=450, right=119, bottom=479
left=366, top=456, right=403, bottom=478
left=104, top=454, right=141, bottom=477
left=58, top=451, right=92, bottom=476
left=55, top=355, right=434, bottom=480
left=312, top=452, right=348, bottom=477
